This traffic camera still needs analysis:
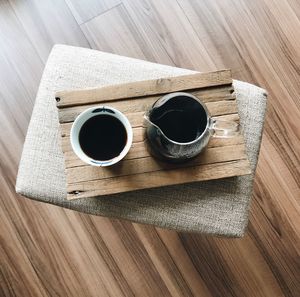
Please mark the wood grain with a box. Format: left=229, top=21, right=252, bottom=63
left=56, top=71, right=250, bottom=199
left=1, top=0, right=300, bottom=296
left=66, top=144, right=248, bottom=183
left=65, top=0, right=121, bottom=24
left=57, top=88, right=236, bottom=123
left=8, top=0, right=90, bottom=62
left=55, top=70, right=232, bottom=107
left=80, top=4, right=173, bottom=64
left=67, top=159, right=251, bottom=199
left=122, top=0, right=216, bottom=71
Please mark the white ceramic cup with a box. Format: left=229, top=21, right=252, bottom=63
left=70, top=106, right=133, bottom=167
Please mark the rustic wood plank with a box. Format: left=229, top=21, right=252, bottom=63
left=58, top=96, right=237, bottom=124
left=67, top=159, right=251, bottom=199
left=58, top=85, right=235, bottom=126
left=64, top=132, right=244, bottom=168
left=58, top=96, right=159, bottom=123
left=207, top=100, right=238, bottom=116
left=55, top=70, right=232, bottom=108
left=64, top=141, right=148, bottom=167
left=66, top=144, right=248, bottom=183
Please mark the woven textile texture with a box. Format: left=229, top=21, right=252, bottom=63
left=16, top=45, right=267, bottom=237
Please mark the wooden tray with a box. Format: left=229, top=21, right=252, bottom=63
left=55, top=70, right=251, bottom=200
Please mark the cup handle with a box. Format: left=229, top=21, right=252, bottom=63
left=209, top=117, right=240, bottom=138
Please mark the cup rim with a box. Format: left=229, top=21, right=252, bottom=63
left=70, top=106, right=133, bottom=167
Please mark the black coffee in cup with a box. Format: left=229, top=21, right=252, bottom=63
left=79, top=115, right=127, bottom=161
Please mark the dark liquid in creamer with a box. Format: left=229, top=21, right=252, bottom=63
left=151, top=95, right=208, bottom=143
left=79, top=115, right=127, bottom=161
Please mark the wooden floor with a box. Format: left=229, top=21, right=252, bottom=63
left=0, top=0, right=299, bottom=296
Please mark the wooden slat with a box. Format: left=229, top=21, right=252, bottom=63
left=206, top=100, right=238, bottom=116
left=64, top=141, right=149, bottom=167
left=66, top=159, right=251, bottom=199
left=58, top=97, right=237, bottom=124
left=58, top=96, right=158, bottom=123
left=55, top=70, right=232, bottom=108
left=66, top=144, right=248, bottom=184
left=192, top=89, right=235, bottom=102
left=63, top=133, right=244, bottom=168
left=57, top=86, right=235, bottom=123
